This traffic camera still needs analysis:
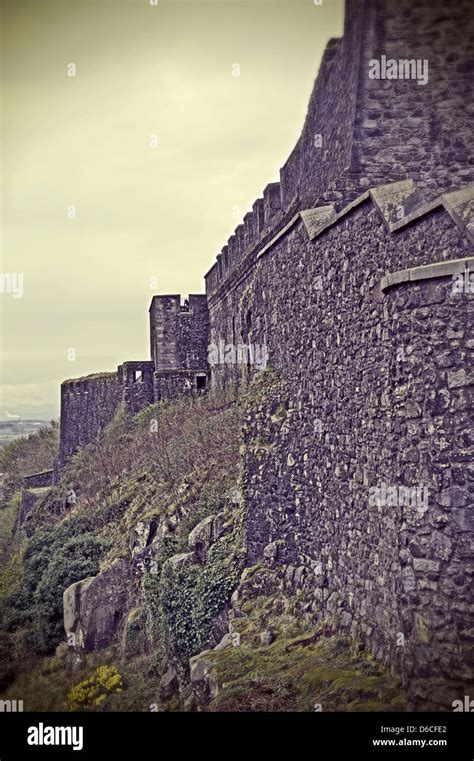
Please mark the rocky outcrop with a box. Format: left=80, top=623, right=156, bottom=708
left=63, top=558, right=130, bottom=651
left=164, top=552, right=194, bottom=572
left=188, top=516, right=214, bottom=562
left=189, top=652, right=219, bottom=704
left=187, top=511, right=232, bottom=562
left=130, top=501, right=198, bottom=575
left=214, top=631, right=241, bottom=650
left=159, top=667, right=179, bottom=701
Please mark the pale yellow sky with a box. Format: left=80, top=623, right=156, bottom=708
left=0, top=0, right=344, bottom=419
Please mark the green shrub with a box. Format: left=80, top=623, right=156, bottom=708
left=0, top=492, right=21, bottom=564
left=67, top=665, right=123, bottom=711
left=158, top=529, right=244, bottom=672
left=1, top=513, right=112, bottom=658
left=160, top=563, right=200, bottom=666
left=35, top=532, right=109, bottom=651
left=0, top=422, right=59, bottom=499
left=122, top=608, right=150, bottom=659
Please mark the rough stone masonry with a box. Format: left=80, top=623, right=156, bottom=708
left=54, top=0, right=473, bottom=708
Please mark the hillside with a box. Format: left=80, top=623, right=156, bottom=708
left=0, top=379, right=404, bottom=712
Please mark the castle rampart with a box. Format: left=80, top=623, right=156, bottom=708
left=55, top=295, right=210, bottom=474
left=237, top=179, right=473, bottom=709
left=51, top=0, right=473, bottom=708
left=204, top=0, right=473, bottom=303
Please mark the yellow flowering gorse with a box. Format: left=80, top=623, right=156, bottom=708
left=67, top=665, right=123, bottom=711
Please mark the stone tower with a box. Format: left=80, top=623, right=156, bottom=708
left=149, top=294, right=210, bottom=400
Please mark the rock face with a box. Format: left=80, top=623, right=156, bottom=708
left=165, top=552, right=194, bottom=572
left=187, top=511, right=231, bottom=563
left=63, top=559, right=130, bottom=651
left=189, top=652, right=219, bottom=704
left=159, top=667, right=179, bottom=701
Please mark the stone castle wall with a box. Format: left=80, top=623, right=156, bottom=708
left=236, top=186, right=473, bottom=709
left=200, top=1, right=473, bottom=708
left=204, top=0, right=474, bottom=305
left=118, top=361, right=155, bottom=416
left=346, top=0, right=473, bottom=204
left=149, top=295, right=209, bottom=374
left=386, top=272, right=473, bottom=708
left=56, top=295, right=210, bottom=472
left=52, top=0, right=473, bottom=708
left=56, top=373, right=123, bottom=473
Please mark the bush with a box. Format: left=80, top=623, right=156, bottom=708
left=67, top=665, right=123, bottom=711
left=0, top=422, right=59, bottom=499
left=0, top=492, right=21, bottom=564
left=35, top=532, right=109, bottom=651
left=1, top=513, right=112, bottom=658
left=158, top=529, right=243, bottom=671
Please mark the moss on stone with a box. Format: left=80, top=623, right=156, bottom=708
left=205, top=634, right=405, bottom=712
left=122, top=607, right=149, bottom=659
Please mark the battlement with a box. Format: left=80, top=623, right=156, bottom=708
left=149, top=294, right=209, bottom=374
left=56, top=294, right=211, bottom=474
left=56, top=371, right=122, bottom=473
left=205, top=0, right=473, bottom=301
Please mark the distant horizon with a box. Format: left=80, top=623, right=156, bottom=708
left=0, top=418, right=56, bottom=423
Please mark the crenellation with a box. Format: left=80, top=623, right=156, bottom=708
left=221, top=244, right=229, bottom=271
left=252, top=198, right=265, bottom=236
left=216, top=252, right=223, bottom=279
left=235, top=223, right=245, bottom=259
left=227, top=234, right=239, bottom=268
left=243, top=211, right=255, bottom=249
left=263, top=182, right=282, bottom=226
left=204, top=262, right=219, bottom=294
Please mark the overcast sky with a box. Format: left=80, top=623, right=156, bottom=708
left=0, top=0, right=344, bottom=420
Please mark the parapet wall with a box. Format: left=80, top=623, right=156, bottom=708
left=237, top=182, right=473, bottom=709
left=56, top=294, right=211, bottom=473
left=22, top=470, right=53, bottom=489
left=56, top=362, right=157, bottom=472
left=56, top=373, right=122, bottom=473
